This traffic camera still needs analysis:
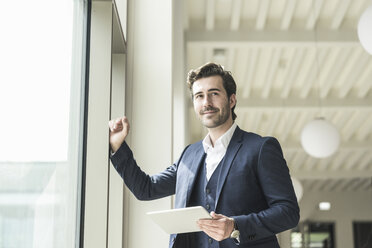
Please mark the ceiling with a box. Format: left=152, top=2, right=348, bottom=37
left=185, top=0, right=372, bottom=192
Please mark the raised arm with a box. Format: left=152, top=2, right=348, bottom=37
left=109, top=116, right=180, bottom=200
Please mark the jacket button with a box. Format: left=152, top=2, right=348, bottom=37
left=248, top=234, right=256, bottom=240
left=206, top=204, right=210, bottom=210
left=206, top=188, right=210, bottom=194
left=208, top=238, right=213, bottom=244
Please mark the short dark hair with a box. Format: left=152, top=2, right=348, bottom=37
left=187, top=62, right=237, bottom=120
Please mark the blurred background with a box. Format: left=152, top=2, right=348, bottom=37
left=183, top=0, right=372, bottom=247
left=0, top=0, right=371, bottom=248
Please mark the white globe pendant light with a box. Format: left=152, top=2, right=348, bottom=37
left=301, top=118, right=340, bottom=158
left=358, top=5, right=372, bottom=55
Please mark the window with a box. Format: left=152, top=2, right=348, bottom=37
left=291, top=222, right=335, bottom=248
left=353, top=221, right=372, bottom=248
left=0, top=0, right=88, bottom=247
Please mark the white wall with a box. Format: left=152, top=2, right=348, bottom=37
left=124, top=0, right=174, bottom=247
left=172, top=0, right=189, bottom=160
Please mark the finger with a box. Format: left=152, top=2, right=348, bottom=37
left=198, top=223, right=219, bottom=234
left=109, top=120, right=119, bottom=132
left=115, top=118, right=122, bottom=125
left=198, top=220, right=222, bottom=228
left=199, top=227, right=224, bottom=241
left=198, top=218, right=232, bottom=241
left=211, top=212, right=225, bottom=219
left=203, top=229, right=219, bottom=238
left=199, top=220, right=218, bottom=226
left=113, top=125, right=123, bottom=132
left=122, top=116, right=129, bottom=124
left=199, top=218, right=225, bottom=224
left=115, top=122, right=123, bottom=127
left=121, top=117, right=130, bottom=131
left=114, top=120, right=123, bottom=129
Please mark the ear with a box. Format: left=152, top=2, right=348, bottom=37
left=229, top=94, right=237, bottom=109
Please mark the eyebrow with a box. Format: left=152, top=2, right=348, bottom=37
left=194, top=88, right=221, bottom=96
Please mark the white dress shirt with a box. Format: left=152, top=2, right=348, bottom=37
left=202, top=122, right=237, bottom=181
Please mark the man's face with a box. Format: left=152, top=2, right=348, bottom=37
left=192, top=75, right=236, bottom=129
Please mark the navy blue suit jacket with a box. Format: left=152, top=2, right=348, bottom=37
left=111, top=127, right=300, bottom=248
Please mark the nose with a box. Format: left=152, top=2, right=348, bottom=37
left=202, top=95, right=212, bottom=107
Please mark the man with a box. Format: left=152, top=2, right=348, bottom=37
left=109, top=63, right=299, bottom=247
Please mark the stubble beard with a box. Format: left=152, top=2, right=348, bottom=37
left=200, top=102, right=230, bottom=129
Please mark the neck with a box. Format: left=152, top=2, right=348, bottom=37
left=207, top=118, right=234, bottom=146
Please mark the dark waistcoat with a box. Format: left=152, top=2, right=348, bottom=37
left=187, top=156, right=225, bottom=248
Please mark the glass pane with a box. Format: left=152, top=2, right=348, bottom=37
left=353, top=222, right=372, bottom=248
left=0, top=0, right=87, bottom=247
left=291, top=222, right=335, bottom=248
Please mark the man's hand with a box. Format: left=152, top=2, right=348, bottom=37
left=197, top=212, right=235, bottom=241
left=109, top=116, right=130, bottom=153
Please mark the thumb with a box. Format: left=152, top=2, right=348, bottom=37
left=121, top=117, right=130, bottom=133
left=210, top=212, right=224, bottom=219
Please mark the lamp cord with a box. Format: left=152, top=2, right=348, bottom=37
left=311, top=0, right=323, bottom=119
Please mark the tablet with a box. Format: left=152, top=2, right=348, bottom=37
left=146, top=206, right=212, bottom=234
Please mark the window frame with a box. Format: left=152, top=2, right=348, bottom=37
left=80, top=1, right=127, bottom=247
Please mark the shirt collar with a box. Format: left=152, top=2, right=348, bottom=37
left=202, top=122, right=237, bottom=153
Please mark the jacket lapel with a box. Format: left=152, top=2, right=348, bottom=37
left=184, top=144, right=206, bottom=207
left=214, top=127, right=243, bottom=208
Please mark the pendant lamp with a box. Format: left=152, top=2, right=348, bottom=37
left=300, top=1, right=341, bottom=159
left=301, top=118, right=340, bottom=158
left=358, top=5, right=372, bottom=55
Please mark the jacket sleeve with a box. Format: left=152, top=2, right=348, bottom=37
left=110, top=141, right=188, bottom=201
left=232, top=137, right=300, bottom=244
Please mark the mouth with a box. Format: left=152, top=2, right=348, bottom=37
left=201, top=110, right=218, bottom=115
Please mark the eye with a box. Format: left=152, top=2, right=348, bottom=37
left=211, top=92, right=219, bottom=96
left=195, top=94, right=202, bottom=99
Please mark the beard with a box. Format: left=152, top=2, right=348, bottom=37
left=199, top=102, right=230, bottom=128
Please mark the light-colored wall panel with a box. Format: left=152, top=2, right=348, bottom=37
left=124, top=0, right=173, bottom=247
left=173, top=0, right=188, bottom=158
left=108, top=54, right=126, bottom=248
left=114, top=0, right=127, bottom=40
